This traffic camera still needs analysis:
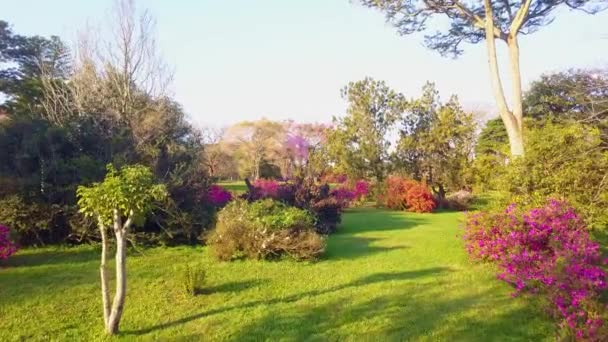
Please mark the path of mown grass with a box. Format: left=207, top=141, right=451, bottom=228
left=0, top=208, right=553, bottom=341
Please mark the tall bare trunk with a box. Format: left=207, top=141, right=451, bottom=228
left=506, top=35, right=525, bottom=156
left=99, top=221, right=111, bottom=328
left=483, top=0, right=525, bottom=157
left=106, top=229, right=127, bottom=334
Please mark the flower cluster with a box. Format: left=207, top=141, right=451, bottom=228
left=0, top=224, right=17, bottom=260
left=206, top=185, right=233, bottom=208
left=330, top=179, right=370, bottom=207
left=379, top=176, right=435, bottom=213
left=464, top=200, right=608, bottom=340
left=253, top=179, right=280, bottom=199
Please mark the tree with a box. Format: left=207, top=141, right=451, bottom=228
left=396, top=82, right=476, bottom=199
left=524, top=68, right=608, bottom=143
left=281, top=122, right=329, bottom=178
left=224, top=119, right=285, bottom=179
left=327, top=77, right=406, bottom=181
left=359, top=0, right=607, bottom=157
left=77, top=164, right=166, bottom=334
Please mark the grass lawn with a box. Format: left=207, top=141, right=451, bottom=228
left=0, top=208, right=553, bottom=341
left=217, top=180, right=248, bottom=194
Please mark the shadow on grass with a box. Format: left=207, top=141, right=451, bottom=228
left=339, top=209, right=430, bottom=234
left=324, top=235, right=407, bottom=260
left=3, top=247, right=99, bottom=267
left=202, top=279, right=266, bottom=295
left=123, top=267, right=450, bottom=336
left=229, top=287, right=551, bottom=341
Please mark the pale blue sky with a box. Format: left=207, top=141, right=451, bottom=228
left=4, top=0, right=608, bottom=127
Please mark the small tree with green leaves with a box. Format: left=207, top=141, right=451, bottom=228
left=77, top=164, right=166, bottom=335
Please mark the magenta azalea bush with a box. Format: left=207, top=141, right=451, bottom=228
left=330, top=187, right=357, bottom=206
left=464, top=200, right=608, bottom=340
left=253, top=179, right=280, bottom=199
left=0, top=224, right=17, bottom=260
left=206, top=185, right=233, bottom=208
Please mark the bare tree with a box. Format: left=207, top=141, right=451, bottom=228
left=201, top=127, right=228, bottom=178
left=41, top=0, right=172, bottom=129
left=359, top=0, right=607, bottom=157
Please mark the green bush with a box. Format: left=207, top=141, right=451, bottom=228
left=180, top=263, right=206, bottom=296
left=492, top=123, right=608, bottom=230
left=208, top=199, right=325, bottom=261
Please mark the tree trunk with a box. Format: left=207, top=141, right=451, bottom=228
left=506, top=35, right=525, bottom=157
left=483, top=0, right=525, bottom=157
left=106, top=229, right=127, bottom=334
left=99, top=221, right=111, bottom=328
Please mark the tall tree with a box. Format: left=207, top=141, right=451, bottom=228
left=524, top=68, right=608, bottom=143
left=396, top=82, right=476, bottom=199
left=359, top=0, right=606, bottom=157
left=224, top=119, right=285, bottom=179
left=327, top=77, right=406, bottom=181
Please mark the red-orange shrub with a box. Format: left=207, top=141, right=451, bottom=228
left=380, top=176, right=435, bottom=213
left=405, top=184, right=436, bottom=213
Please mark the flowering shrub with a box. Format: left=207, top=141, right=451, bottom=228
left=330, top=186, right=357, bottom=205
left=253, top=179, right=280, bottom=199
left=322, top=173, right=347, bottom=184
left=464, top=200, right=608, bottom=340
left=206, top=185, right=233, bottom=208
left=354, top=180, right=370, bottom=201
left=379, top=176, right=434, bottom=213
left=0, top=224, right=17, bottom=260
left=405, top=184, right=436, bottom=213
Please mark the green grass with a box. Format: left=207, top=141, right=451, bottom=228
left=217, top=180, right=247, bottom=194
left=0, top=208, right=553, bottom=341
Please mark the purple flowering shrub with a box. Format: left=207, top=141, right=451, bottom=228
left=206, top=185, right=233, bottom=208
left=0, top=224, right=17, bottom=260
left=464, top=200, right=608, bottom=340
left=330, top=179, right=370, bottom=207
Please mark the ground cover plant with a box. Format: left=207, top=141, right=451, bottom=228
left=0, top=208, right=555, bottom=341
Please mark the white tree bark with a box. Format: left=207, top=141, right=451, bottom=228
left=483, top=0, right=525, bottom=157
left=101, top=208, right=133, bottom=335
left=98, top=219, right=111, bottom=328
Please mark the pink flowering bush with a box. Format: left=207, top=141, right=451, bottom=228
left=353, top=180, right=370, bottom=201
left=0, top=224, right=17, bottom=260
left=330, top=186, right=357, bottom=206
left=253, top=179, right=280, bottom=199
left=464, top=200, right=608, bottom=340
left=206, top=185, right=233, bottom=208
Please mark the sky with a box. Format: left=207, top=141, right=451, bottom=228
left=3, top=0, right=608, bottom=127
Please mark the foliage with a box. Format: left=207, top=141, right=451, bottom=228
left=208, top=199, right=324, bottom=261
left=77, top=164, right=167, bottom=228
left=0, top=224, right=17, bottom=260
left=464, top=200, right=608, bottom=340
left=524, top=69, right=608, bottom=136
left=404, top=184, right=436, bottom=213
left=379, top=176, right=417, bottom=210
left=494, top=123, right=608, bottom=230
left=0, top=195, right=68, bottom=246
left=378, top=176, right=435, bottom=213
left=395, top=82, right=476, bottom=199
left=253, top=179, right=280, bottom=199
left=179, top=263, right=206, bottom=296
left=327, top=77, right=406, bottom=181
left=205, top=185, right=232, bottom=208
